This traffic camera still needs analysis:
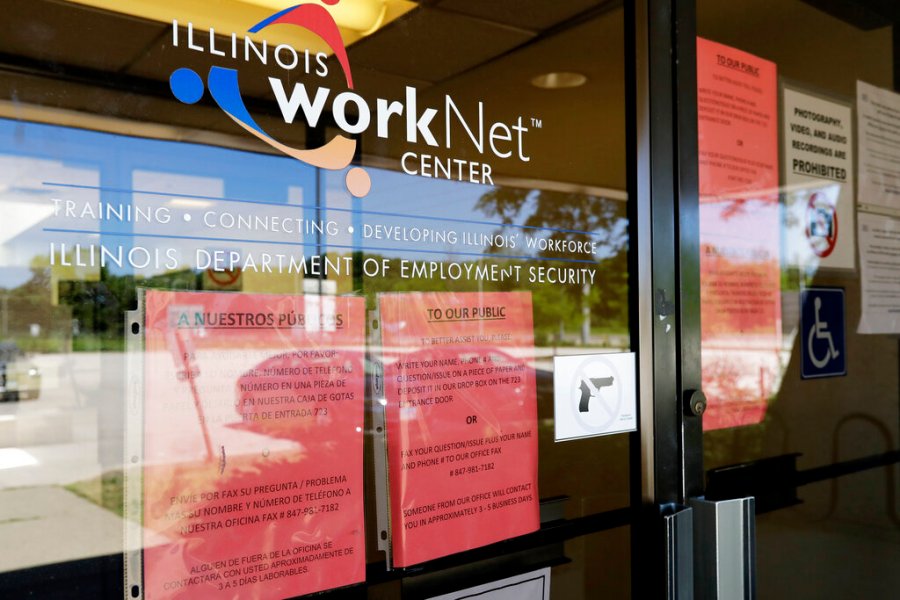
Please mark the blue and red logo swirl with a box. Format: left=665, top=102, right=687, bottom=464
left=169, top=0, right=371, bottom=197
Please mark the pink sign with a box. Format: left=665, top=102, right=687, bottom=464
left=142, top=290, right=365, bottom=598
left=697, top=38, right=783, bottom=430
left=379, top=291, right=540, bottom=567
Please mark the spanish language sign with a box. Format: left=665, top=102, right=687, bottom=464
left=379, top=291, right=539, bottom=567
left=782, top=85, right=855, bottom=270
left=141, top=290, right=365, bottom=598
left=697, top=38, right=782, bottom=430
left=857, top=80, right=900, bottom=217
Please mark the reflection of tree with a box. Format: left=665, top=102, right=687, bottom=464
left=58, top=267, right=137, bottom=345
left=476, top=189, right=626, bottom=256
left=1, top=258, right=199, bottom=352
left=476, top=188, right=629, bottom=342
left=1, top=262, right=68, bottom=351
left=702, top=357, right=761, bottom=405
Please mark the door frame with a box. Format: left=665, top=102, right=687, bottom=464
left=629, top=0, right=705, bottom=595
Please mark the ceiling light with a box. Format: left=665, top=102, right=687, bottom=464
left=66, top=0, right=414, bottom=49
left=531, top=72, right=588, bottom=90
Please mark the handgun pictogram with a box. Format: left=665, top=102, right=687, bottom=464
left=578, top=377, right=614, bottom=413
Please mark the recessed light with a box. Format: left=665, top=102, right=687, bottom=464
left=531, top=72, right=588, bottom=89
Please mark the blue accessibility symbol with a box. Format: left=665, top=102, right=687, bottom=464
left=800, top=288, right=846, bottom=379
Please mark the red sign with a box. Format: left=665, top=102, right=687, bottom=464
left=805, top=191, right=838, bottom=258
left=379, top=292, right=540, bottom=567
left=142, top=290, right=365, bottom=598
left=697, top=38, right=783, bottom=430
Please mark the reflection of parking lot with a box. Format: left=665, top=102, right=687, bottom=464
left=0, top=342, right=42, bottom=401
left=0, top=344, right=629, bottom=490
left=0, top=348, right=312, bottom=488
left=0, top=351, right=123, bottom=573
left=0, top=351, right=111, bottom=489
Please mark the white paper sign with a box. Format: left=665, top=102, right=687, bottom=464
left=782, top=86, right=855, bottom=270
left=553, top=352, right=636, bottom=441
left=857, top=211, right=900, bottom=334
left=427, top=568, right=551, bottom=600
left=857, top=80, right=900, bottom=217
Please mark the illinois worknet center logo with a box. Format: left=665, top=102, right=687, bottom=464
left=168, top=1, right=535, bottom=194
left=169, top=0, right=372, bottom=198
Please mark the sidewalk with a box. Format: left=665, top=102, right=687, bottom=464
left=0, top=486, right=124, bottom=572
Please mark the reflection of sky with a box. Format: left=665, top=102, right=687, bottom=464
left=0, top=118, right=619, bottom=290
left=0, top=152, right=99, bottom=288
left=0, top=118, right=316, bottom=285
left=700, top=197, right=780, bottom=256
left=356, top=168, right=492, bottom=223
left=324, top=168, right=616, bottom=264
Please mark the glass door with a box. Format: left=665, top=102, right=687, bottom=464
left=695, top=1, right=900, bottom=598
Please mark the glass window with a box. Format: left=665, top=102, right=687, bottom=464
left=697, top=1, right=900, bottom=597
left=0, top=1, right=633, bottom=598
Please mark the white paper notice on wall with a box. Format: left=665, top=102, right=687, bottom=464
left=782, top=85, right=855, bottom=271
left=857, top=80, right=900, bottom=218
left=858, top=211, right=900, bottom=334
left=553, top=352, right=636, bottom=441
left=427, top=568, right=551, bottom=600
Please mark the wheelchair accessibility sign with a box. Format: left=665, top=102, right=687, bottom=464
left=801, top=288, right=846, bottom=379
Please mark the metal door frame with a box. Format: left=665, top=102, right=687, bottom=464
left=628, top=0, right=714, bottom=596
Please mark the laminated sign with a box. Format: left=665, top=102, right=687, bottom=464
left=781, top=85, right=855, bottom=270
left=378, top=291, right=540, bottom=567
left=140, top=290, right=365, bottom=599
